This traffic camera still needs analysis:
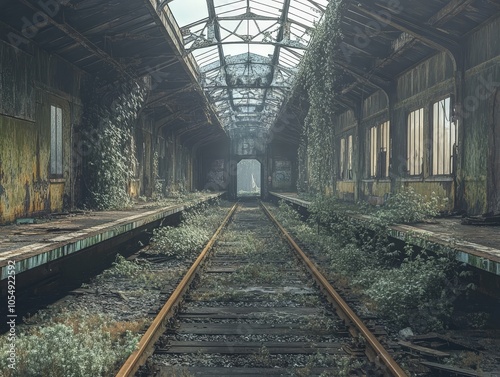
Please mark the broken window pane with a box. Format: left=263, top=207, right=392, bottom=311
left=370, top=121, right=390, bottom=178
left=432, top=97, right=455, bottom=175
left=407, top=108, right=424, bottom=176
left=50, top=105, right=63, bottom=176
left=339, top=135, right=353, bottom=180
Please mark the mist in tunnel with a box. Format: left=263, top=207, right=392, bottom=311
left=237, top=159, right=261, bottom=197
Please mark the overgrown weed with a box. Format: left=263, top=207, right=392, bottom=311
left=0, top=309, right=141, bottom=377
left=272, top=193, right=472, bottom=333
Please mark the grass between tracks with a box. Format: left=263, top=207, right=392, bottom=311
left=271, top=189, right=477, bottom=334
left=150, top=198, right=229, bottom=259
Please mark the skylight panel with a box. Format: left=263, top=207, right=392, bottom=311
left=222, top=44, right=249, bottom=57
left=168, top=0, right=330, bottom=131
left=248, top=44, right=274, bottom=57
left=214, top=0, right=246, bottom=9
left=169, top=0, right=208, bottom=27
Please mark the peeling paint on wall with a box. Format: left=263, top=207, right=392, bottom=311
left=0, top=41, right=83, bottom=224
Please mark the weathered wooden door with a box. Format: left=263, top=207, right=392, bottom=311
left=489, top=90, right=500, bottom=214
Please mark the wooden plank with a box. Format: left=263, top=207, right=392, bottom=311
left=157, top=366, right=339, bottom=376
left=421, top=361, right=495, bottom=377
left=193, top=286, right=315, bottom=295
left=157, top=341, right=342, bottom=354
left=398, top=340, right=450, bottom=358
left=410, top=333, right=479, bottom=351
left=173, top=323, right=332, bottom=335
left=179, top=307, right=324, bottom=319
left=204, top=268, right=237, bottom=273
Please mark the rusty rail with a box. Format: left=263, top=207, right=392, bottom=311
left=116, top=202, right=238, bottom=377
left=260, top=202, right=408, bottom=377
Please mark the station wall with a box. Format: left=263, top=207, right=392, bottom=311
left=300, top=16, right=500, bottom=215
left=0, top=38, right=211, bottom=224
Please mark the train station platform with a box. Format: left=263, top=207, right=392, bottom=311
left=270, top=192, right=500, bottom=277
left=0, top=193, right=223, bottom=281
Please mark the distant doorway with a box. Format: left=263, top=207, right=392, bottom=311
left=237, top=159, right=261, bottom=198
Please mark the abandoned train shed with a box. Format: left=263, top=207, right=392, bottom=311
left=2, top=1, right=500, bottom=376
left=1, top=0, right=500, bottom=222
left=0, top=2, right=499, bottom=259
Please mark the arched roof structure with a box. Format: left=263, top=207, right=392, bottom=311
left=166, top=0, right=328, bottom=132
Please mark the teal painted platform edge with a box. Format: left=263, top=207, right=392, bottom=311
left=0, top=194, right=223, bottom=280
left=270, top=192, right=500, bottom=276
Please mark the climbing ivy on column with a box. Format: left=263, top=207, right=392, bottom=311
left=81, top=79, right=149, bottom=210
left=295, top=0, right=346, bottom=194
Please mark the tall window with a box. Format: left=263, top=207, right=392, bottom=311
left=432, top=97, right=456, bottom=175
left=339, top=135, right=353, bottom=180
left=50, top=105, right=63, bottom=176
left=369, top=121, right=390, bottom=178
left=340, top=138, right=345, bottom=179
left=407, top=108, right=424, bottom=176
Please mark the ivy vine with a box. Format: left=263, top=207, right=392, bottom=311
left=81, top=79, right=149, bottom=210
left=295, top=0, right=346, bottom=194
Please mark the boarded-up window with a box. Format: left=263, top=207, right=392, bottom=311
left=432, top=97, right=456, bottom=175
left=339, top=135, right=353, bottom=180
left=369, top=121, right=390, bottom=178
left=50, top=105, right=63, bottom=176
left=407, top=108, right=424, bottom=176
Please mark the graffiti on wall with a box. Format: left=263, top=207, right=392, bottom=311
left=272, top=159, right=292, bottom=190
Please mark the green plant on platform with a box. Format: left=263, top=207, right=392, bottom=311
left=376, top=187, right=448, bottom=224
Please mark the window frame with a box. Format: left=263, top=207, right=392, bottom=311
left=339, top=134, right=353, bottom=180
left=431, top=96, right=456, bottom=176
left=368, top=121, right=390, bottom=179
left=407, top=107, right=424, bottom=176
left=50, top=105, right=63, bottom=177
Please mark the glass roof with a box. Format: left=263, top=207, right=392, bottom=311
left=167, top=0, right=328, bottom=132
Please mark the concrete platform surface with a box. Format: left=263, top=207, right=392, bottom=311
left=270, top=192, right=500, bottom=276
left=0, top=193, right=223, bottom=279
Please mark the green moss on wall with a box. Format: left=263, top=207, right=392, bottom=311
left=0, top=116, right=49, bottom=223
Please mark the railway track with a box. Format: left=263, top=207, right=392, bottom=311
left=117, top=201, right=407, bottom=377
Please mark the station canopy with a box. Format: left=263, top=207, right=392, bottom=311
left=167, top=0, right=328, bottom=132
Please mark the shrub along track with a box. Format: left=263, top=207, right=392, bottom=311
left=117, top=201, right=407, bottom=377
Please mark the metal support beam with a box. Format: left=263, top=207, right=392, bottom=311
left=17, top=0, right=136, bottom=81
left=187, top=40, right=307, bottom=53
left=335, top=60, right=391, bottom=97
left=333, top=96, right=360, bottom=115
left=155, top=109, right=187, bottom=128
left=355, top=2, right=461, bottom=69
left=428, top=0, right=475, bottom=25
left=146, top=84, right=196, bottom=108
